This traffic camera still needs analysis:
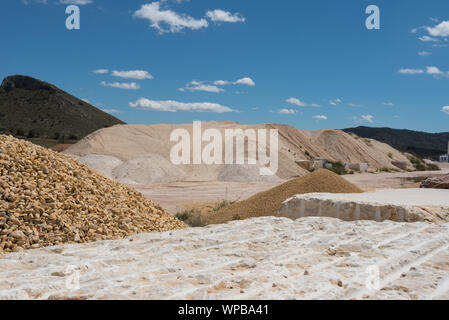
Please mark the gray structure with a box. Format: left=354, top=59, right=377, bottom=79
left=440, top=141, right=449, bottom=163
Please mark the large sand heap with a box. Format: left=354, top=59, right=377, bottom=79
left=0, top=135, right=186, bottom=254
left=64, top=123, right=413, bottom=184
left=201, top=169, right=363, bottom=225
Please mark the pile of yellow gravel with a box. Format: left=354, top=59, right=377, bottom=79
left=0, top=135, right=186, bottom=254
left=200, top=169, right=363, bottom=226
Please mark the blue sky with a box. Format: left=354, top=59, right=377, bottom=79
left=1, top=0, right=449, bottom=132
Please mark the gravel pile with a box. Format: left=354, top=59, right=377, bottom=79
left=0, top=135, right=186, bottom=254
left=202, top=169, right=363, bottom=225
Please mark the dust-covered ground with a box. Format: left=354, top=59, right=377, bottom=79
left=1, top=217, right=448, bottom=300
left=343, top=166, right=449, bottom=191
left=136, top=181, right=283, bottom=214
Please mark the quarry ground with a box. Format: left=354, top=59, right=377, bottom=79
left=344, top=164, right=449, bottom=191
left=137, top=165, right=449, bottom=214
left=1, top=217, right=448, bottom=300
left=136, top=181, right=282, bottom=214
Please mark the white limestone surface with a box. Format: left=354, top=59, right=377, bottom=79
left=0, top=217, right=448, bottom=300
left=279, top=189, right=449, bottom=223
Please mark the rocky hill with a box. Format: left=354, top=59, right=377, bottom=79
left=0, top=75, right=125, bottom=141
left=344, top=126, right=449, bottom=159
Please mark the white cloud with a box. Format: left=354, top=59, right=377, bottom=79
left=329, top=98, right=342, bottom=106
left=234, top=77, right=255, bottom=86
left=133, top=2, right=208, bottom=33
left=93, top=69, right=109, bottom=74
left=347, top=103, right=357, bottom=107
left=213, top=80, right=230, bottom=85
left=180, top=78, right=255, bottom=92
left=100, top=81, right=140, bottom=90
left=286, top=97, right=306, bottom=107
left=179, top=80, right=224, bottom=93
left=111, top=70, right=153, bottom=80
left=81, top=98, right=89, bottom=103
left=383, top=102, right=395, bottom=107
left=419, top=35, right=440, bottom=42
left=418, top=51, right=432, bottom=56
left=426, top=20, right=449, bottom=37
left=398, top=68, right=425, bottom=74
left=277, top=109, right=297, bottom=115
left=442, top=106, right=449, bottom=115
left=313, top=115, right=327, bottom=120
left=361, top=115, right=374, bottom=123
left=398, top=66, right=447, bottom=77
left=130, top=98, right=234, bottom=113
left=59, top=0, right=92, bottom=5
left=21, top=0, right=48, bottom=4
left=426, top=66, right=443, bottom=75
left=190, top=85, right=223, bottom=93
left=206, top=9, right=245, bottom=23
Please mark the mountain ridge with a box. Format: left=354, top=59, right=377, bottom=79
left=343, top=126, right=449, bottom=159
left=0, top=75, right=125, bottom=141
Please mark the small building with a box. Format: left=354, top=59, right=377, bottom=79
left=324, top=163, right=333, bottom=170
left=296, top=160, right=324, bottom=171
left=439, top=141, right=449, bottom=163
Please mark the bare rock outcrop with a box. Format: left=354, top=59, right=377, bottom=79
left=421, top=174, right=449, bottom=189
left=279, top=189, right=449, bottom=223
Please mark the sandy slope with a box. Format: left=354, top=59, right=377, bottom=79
left=64, top=122, right=412, bottom=183
left=1, top=217, right=448, bottom=300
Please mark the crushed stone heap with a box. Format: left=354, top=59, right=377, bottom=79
left=0, top=135, right=186, bottom=254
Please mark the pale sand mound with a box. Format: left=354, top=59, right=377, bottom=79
left=0, top=135, right=186, bottom=254
left=218, top=163, right=282, bottom=183
left=64, top=122, right=412, bottom=184
left=113, top=154, right=187, bottom=185
left=1, top=217, right=448, bottom=300
left=76, top=154, right=123, bottom=179
left=200, top=169, right=363, bottom=225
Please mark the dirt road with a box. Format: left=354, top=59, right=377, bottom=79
left=136, top=181, right=283, bottom=214
left=343, top=166, right=449, bottom=191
